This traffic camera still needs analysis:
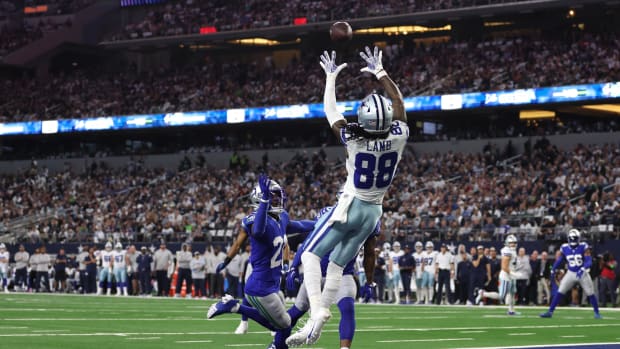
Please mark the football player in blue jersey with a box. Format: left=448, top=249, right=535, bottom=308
left=540, top=229, right=602, bottom=319
left=207, top=174, right=315, bottom=334
left=287, top=46, right=409, bottom=347
left=268, top=206, right=379, bottom=349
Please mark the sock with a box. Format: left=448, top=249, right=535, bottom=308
left=320, top=262, right=344, bottom=310
left=588, top=295, right=600, bottom=315
left=301, top=252, right=322, bottom=314
left=428, top=286, right=434, bottom=303
left=548, top=292, right=564, bottom=313
left=337, top=297, right=355, bottom=342
left=241, top=298, right=251, bottom=321
left=505, top=293, right=514, bottom=312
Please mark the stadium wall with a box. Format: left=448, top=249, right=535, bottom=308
left=1, top=131, right=618, bottom=174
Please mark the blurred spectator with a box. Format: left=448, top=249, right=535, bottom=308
left=599, top=251, right=617, bottom=307
left=190, top=250, right=206, bottom=299
left=153, top=242, right=173, bottom=296
left=136, top=246, right=153, bottom=295
left=14, top=244, right=30, bottom=291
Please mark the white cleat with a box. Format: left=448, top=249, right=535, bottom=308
left=234, top=321, right=248, bottom=334
left=106, top=289, right=111, bottom=296
left=286, top=307, right=331, bottom=347
left=475, top=290, right=483, bottom=305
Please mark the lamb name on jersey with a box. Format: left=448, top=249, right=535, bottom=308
left=340, top=120, right=409, bottom=204
left=560, top=242, right=589, bottom=273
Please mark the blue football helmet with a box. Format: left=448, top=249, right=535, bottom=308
left=357, top=93, right=393, bottom=134
left=568, top=229, right=580, bottom=247
left=250, top=179, right=286, bottom=214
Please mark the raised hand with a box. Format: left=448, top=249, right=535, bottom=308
left=319, top=50, right=347, bottom=78
left=258, top=173, right=271, bottom=202
left=359, top=46, right=386, bottom=79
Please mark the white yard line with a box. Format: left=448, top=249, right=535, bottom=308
left=560, top=335, right=586, bottom=338
left=464, top=343, right=620, bottom=349
left=126, top=337, right=160, bottom=340
left=378, top=338, right=473, bottom=343
left=507, top=333, right=535, bottom=336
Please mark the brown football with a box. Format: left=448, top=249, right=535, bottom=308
left=330, top=21, right=352, bottom=42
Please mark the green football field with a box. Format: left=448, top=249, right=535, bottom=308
left=1, top=293, right=619, bottom=349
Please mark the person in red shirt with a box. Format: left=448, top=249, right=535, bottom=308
left=599, top=252, right=617, bottom=307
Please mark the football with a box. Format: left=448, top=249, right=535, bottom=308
left=330, top=21, right=352, bottom=42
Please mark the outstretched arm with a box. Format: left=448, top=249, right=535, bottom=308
left=319, top=50, right=348, bottom=138
left=359, top=46, right=406, bottom=123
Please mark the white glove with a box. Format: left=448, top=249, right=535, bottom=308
left=319, top=50, right=347, bottom=80
left=359, top=46, right=387, bottom=79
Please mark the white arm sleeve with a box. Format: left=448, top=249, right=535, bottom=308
left=324, top=76, right=345, bottom=127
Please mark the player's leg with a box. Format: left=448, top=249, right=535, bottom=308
left=337, top=275, right=357, bottom=349
left=235, top=298, right=252, bottom=334
left=97, top=268, right=106, bottom=295
left=271, top=282, right=311, bottom=349
left=579, top=274, right=601, bottom=318
left=393, top=270, right=401, bottom=304
left=541, top=272, right=576, bottom=317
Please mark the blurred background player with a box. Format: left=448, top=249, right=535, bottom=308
left=175, top=243, right=193, bottom=298
left=381, top=242, right=394, bottom=303
left=14, top=244, right=30, bottom=292
left=112, top=242, right=130, bottom=296
left=435, top=243, right=455, bottom=305
left=420, top=241, right=437, bottom=304
left=97, top=242, right=114, bottom=295
left=53, top=248, right=68, bottom=292
left=389, top=241, right=404, bottom=304
left=412, top=241, right=424, bottom=303
left=475, top=234, right=520, bottom=315
left=398, top=244, right=415, bottom=304
left=191, top=251, right=207, bottom=299
left=288, top=45, right=409, bottom=347
left=0, top=243, right=9, bottom=293
left=540, top=229, right=602, bottom=319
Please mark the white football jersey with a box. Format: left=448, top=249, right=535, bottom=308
left=112, top=250, right=127, bottom=269
left=0, top=251, right=9, bottom=271
left=500, top=246, right=517, bottom=272
left=390, top=250, right=405, bottom=271
left=413, top=252, right=424, bottom=278
left=340, top=120, right=409, bottom=204
left=422, top=250, right=439, bottom=274
left=100, top=250, right=114, bottom=268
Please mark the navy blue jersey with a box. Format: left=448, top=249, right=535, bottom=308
left=559, top=242, right=590, bottom=273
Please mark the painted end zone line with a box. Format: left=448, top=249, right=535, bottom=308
left=377, top=338, right=473, bottom=343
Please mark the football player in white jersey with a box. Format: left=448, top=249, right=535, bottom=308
left=420, top=241, right=438, bottom=304
left=112, top=242, right=129, bottom=296
left=0, top=243, right=9, bottom=293
left=475, top=234, right=520, bottom=315
left=412, top=241, right=424, bottom=302
left=98, top=242, right=114, bottom=295
left=287, top=46, right=408, bottom=347
left=389, top=241, right=405, bottom=304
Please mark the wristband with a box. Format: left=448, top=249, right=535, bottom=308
left=375, top=69, right=387, bottom=80
left=223, top=256, right=232, bottom=266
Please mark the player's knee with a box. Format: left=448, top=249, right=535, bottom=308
left=274, top=314, right=291, bottom=330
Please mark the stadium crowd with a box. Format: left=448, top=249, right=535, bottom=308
left=111, top=0, right=529, bottom=40
left=1, top=30, right=619, bottom=122
left=1, top=140, right=618, bottom=246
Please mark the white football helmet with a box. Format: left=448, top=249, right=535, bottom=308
left=392, top=241, right=401, bottom=251
left=425, top=241, right=434, bottom=250
left=357, top=93, right=393, bottom=134
left=115, top=242, right=123, bottom=250
left=250, top=179, right=286, bottom=214
left=105, top=242, right=112, bottom=250
left=383, top=242, right=391, bottom=251
left=415, top=241, right=423, bottom=251
left=0, top=243, right=5, bottom=249
left=568, top=229, right=580, bottom=247
left=505, top=234, right=517, bottom=248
